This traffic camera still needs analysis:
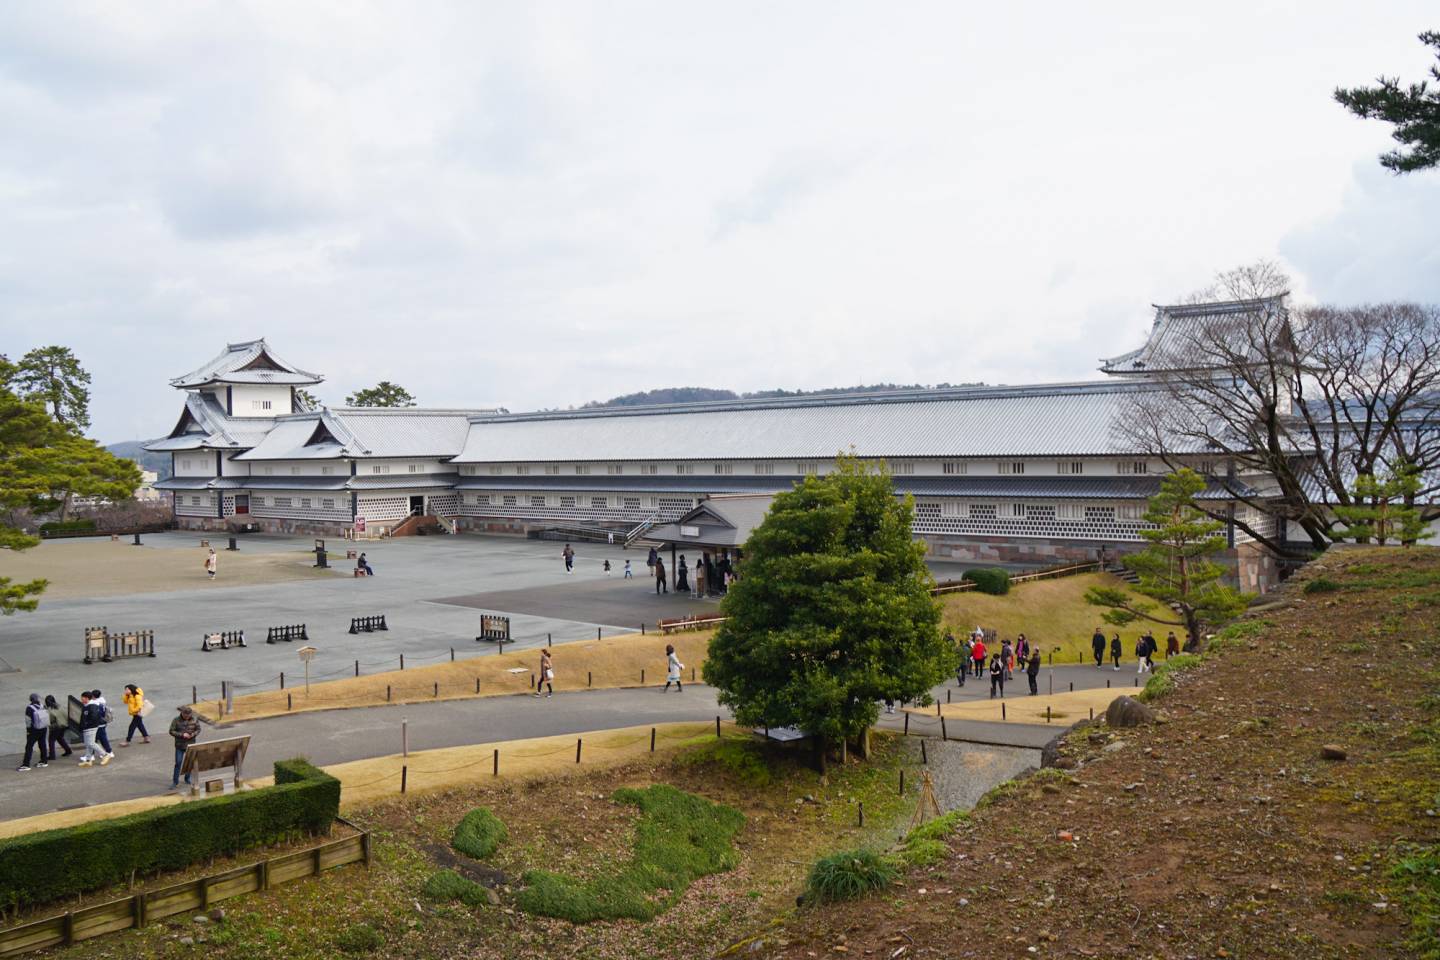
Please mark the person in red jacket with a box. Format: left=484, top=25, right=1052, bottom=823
left=971, top=636, right=987, bottom=678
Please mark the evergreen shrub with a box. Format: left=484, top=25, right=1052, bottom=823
left=962, top=567, right=1010, bottom=595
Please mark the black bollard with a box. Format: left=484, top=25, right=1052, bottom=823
left=651, top=727, right=656, bottom=752
left=400, top=765, right=407, bottom=794
left=716, top=716, right=722, bottom=738
left=493, top=749, right=499, bottom=776
left=576, top=738, right=582, bottom=763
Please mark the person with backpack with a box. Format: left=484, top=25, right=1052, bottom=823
left=534, top=649, right=554, bottom=698
left=957, top=634, right=971, bottom=687
left=19, top=693, right=49, bottom=771
left=78, top=691, right=106, bottom=767
left=91, top=689, right=115, bottom=761
left=654, top=556, right=667, bottom=594
left=169, top=705, right=200, bottom=789
left=121, top=684, right=150, bottom=746
left=1026, top=650, right=1042, bottom=696
left=1110, top=634, right=1122, bottom=670
left=663, top=644, right=684, bottom=693
left=1091, top=628, right=1106, bottom=669
left=989, top=653, right=1006, bottom=699
left=45, top=695, right=73, bottom=759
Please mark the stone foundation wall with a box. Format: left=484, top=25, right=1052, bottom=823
left=1234, top=541, right=1284, bottom=594
left=917, top=534, right=1142, bottom=568
left=453, top=517, right=534, bottom=537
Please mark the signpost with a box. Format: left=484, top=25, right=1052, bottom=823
left=298, top=645, right=317, bottom=695
left=180, top=735, right=251, bottom=796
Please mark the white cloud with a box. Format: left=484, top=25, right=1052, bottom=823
left=0, top=1, right=1436, bottom=442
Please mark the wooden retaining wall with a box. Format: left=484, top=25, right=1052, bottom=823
left=0, top=820, right=368, bottom=958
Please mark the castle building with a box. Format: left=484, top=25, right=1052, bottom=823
left=150, top=301, right=1293, bottom=590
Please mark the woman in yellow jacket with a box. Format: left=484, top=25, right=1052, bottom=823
left=121, top=684, right=150, bottom=745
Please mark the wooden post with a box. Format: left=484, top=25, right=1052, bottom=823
left=450, top=647, right=455, bottom=662
left=200, top=877, right=210, bottom=909
left=493, top=749, right=499, bottom=776
left=476, top=678, right=480, bottom=693
left=858, top=801, right=864, bottom=828
left=936, top=701, right=941, bottom=717
left=400, top=654, right=405, bottom=671
left=1070, top=681, right=1074, bottom=692
left=259, top=859, right=270, bottom=890
left=650, top=727, right=656, bottom=752
left=1002, top=703, right=1007, bottom=721
left=360, top=833, right=372, bottom=867
left=1090, top=706, right=1094, bottom=721
left=288, top=693, right=292, bottom=711
left=904, top=713, right=910, bottom=735
left=386, top=685, right=391, bottom=702
left=899, top=769, right=905, bottom=796
left=192, top=685, right=197, bottom=705
left=63, top=912, right=74, bottom=946
left=400, top=765, right=407, bottom=794
left=941, top=717, right=947, bottom=740
left=314, top=846, right=323, bottom=876
left=433, top=682, right=438, bottom=698
left=355, top=660, right=360, bottom=677
left=280, top=672, right=285, bottom=690
left=641, top=623, right=646, bottom=635
left=588, top=671, right=592, bottom=687
left=133, top=892, right=145, bottom=929
left=920, top=739, right=928, bottom=764
left=575, top=738, right=582, bottom=763
left=716, top=716, right=721, bottom=738
left=641, top=668, right=645, bottom=684
left=692, top=666, right=696, bottom=682
left=946, top=689, right=951, bottom=704
left=597, top=627, right=602, bottom=641
left=1047, top=706, right=1052, bottom=723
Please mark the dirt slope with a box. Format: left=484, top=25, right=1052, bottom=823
left=763, top=547, right=1440, bottom=960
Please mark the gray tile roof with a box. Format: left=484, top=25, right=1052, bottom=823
left=234, top=408, right=499, bottom=461
left=1099, top=296, right=1288, bottom=375
left=453, top=380, right=1192, bottom=461
left=169, top=339, right=324, bottom=388
left=648, top=495, right=776, bottom=548
left=144, top=393, right=276, bottom=452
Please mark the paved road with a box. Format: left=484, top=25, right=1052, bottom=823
left=1, top=659, right=1128, bottom=820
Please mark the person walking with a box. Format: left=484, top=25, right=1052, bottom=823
left=121, top=684, right=150, bottom=746
left=1026, top=650, right=1041, bottom=695
left=989, top=653, right=1006, bottom=699
left=1137, top=633, right=1154, bottom=674
left=623, top=559, right=633, bottom=579
left=91, top=689, right=114, bottom=760
left=1165, top=630, right=1180, bottom=659
left=1110, top=634, right=1122, bottom=670
left=534, top=649, right=554, bottom=698
left=676, top=556, right=690, bottom=593
left=654, top=556, right=668, bottom=594
left=1091, top=628, right=1106, bottom=669
left=562, top=544, right=575, bottom=575
left=169, top=705, right=200, bottom=789
left=204, top=548, right=218, bottom=580
left=663, top=644, right=684, bottom=692
left=603, top=559, right=612, bottom=575
left=1000, top=638, right=1014, bottom=681
left=1015, top=633, right=1031, bottom=669
left=646, top=546, right=658, bottom=576
left=19, top=693, right=49, bottom=771
left=78, top=692, right=104, bottom=767
left=45, top=695, right=73, bottom=759
left=971, top=635, right=987, bottom=679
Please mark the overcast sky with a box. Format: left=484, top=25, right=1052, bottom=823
left=2, top=3, right=1438, bottom=443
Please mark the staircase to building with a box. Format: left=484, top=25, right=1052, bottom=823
left=623, top=513, right=662, bottom=548
left=390, top=514, right=443, bottom=537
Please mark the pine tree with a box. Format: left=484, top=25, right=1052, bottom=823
left=345, top=381, right=416, bottom=407
left=1334, top=31, right=1440, bottom=173
left=702, top=454, right=953, bottom=768
left=1085, top=469, right=1250, bottom=650
left=1333, top=465, right=1430, bottom=546
left=13, top=345, right=92, bottom=431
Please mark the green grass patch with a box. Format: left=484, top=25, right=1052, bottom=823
left=515, top=784, right=745, bottom=922
left=451, top=806, right=506, bottom=860
left=1303, top=577, right=1340, bottom=594
left=422, top=869, right=493, bottom=908
left=1339, top=641, right=1369, bottom=654
left=334, top=923, right=384, bottom=954
left=803, top=848, right=897, bottom=903
left=676, top=738, right=773, bottom=788
left=1391, top=844, right=1440, bottom=960
left=894, top=809, right=969, bottom=867
left=1138, top=653, right=1202, bottom=702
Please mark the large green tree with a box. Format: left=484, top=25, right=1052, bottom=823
left=702, top=455, right=953, bottom=768
left=1335, top=30, right=1440, bottom=173
left=12, top=345, right=92, bottom=431
left=22, top=434, right=143, bottom=521
left=1086, top=469, right=1250, bottom=651
left=0, top=375, right=58, bottom=614
left=345, top=381, right=416, bottom=407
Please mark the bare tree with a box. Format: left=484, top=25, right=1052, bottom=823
left=1118, top=263, right=1440, bottom=553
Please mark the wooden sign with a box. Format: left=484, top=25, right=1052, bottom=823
left=180, top=735, right=251, bottom=794
left=297, top=646, right=318, bottom=662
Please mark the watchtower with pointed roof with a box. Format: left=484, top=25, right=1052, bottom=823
left=168, top=338, right=324, bottom=419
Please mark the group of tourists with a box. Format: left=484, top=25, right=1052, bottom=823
left=1089, top=628, right=1178, bottom=673
left=556, top=543, right=739, bottom=599
left=953, top=628, right=1042, bottom=700
left=18, top=685, right=202, bottom=790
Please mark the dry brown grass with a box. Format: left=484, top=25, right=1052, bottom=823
left=204, top=629, right=715, bottom=722
left=939, top=571, right=1150, bottom=661
left=0, top=538, right=332, bottom=599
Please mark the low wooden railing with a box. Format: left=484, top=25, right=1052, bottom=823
left=0, top=819, right=368, bottom=958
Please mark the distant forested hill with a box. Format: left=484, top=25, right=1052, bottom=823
left=583, top=382, right=982, bottom=409
left=106, top=440, right=171, bottom=479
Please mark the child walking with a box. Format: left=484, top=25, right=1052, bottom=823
left=663, top=644, right=684, bottom=692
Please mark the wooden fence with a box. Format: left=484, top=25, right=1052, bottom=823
left=0, top=820, right=369, bottom=958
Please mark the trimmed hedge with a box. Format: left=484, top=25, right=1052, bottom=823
left=451, top=807, right=507, bottom=860
left=0, top=758, right=339, bottom=911
left=961, top=567, right=1010, bottom=595
left=39, top=519, right=97, bottom=535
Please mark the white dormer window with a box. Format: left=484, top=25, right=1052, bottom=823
left=545, top=464, right=560, bottom=475
left=641, top=464, right=659, bottom=475
left=607, top=463, right=623, bottom=475
left=998, top=461, right=1025, bottom=475
left=675, top=463, right=694, bottom=475
left=942, top=461, right=967, bottom=475
left=408, top=464, right=420, bottom=473
left=574, top=464, right=590, bottom=475
left=1009, top=503, right=1027, bottom=518
left=1196, top=461, right=1216, bottom=476
left=251, top=400, right=272, bottom=411
left=1057, top=461, right=1084, bottom=475
left=797, top=461, right=820, bottom=475
left=515, top=465, right=530, bottom=475
left=1116, top=460, right=1149, bottom=475
left=890, top=460, right=914, bottom=475
left=754, top=462, right=775, bottom=475
left=371, top=465, right=390, bottom=475
left=714, top=463, right=733, bottom=475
